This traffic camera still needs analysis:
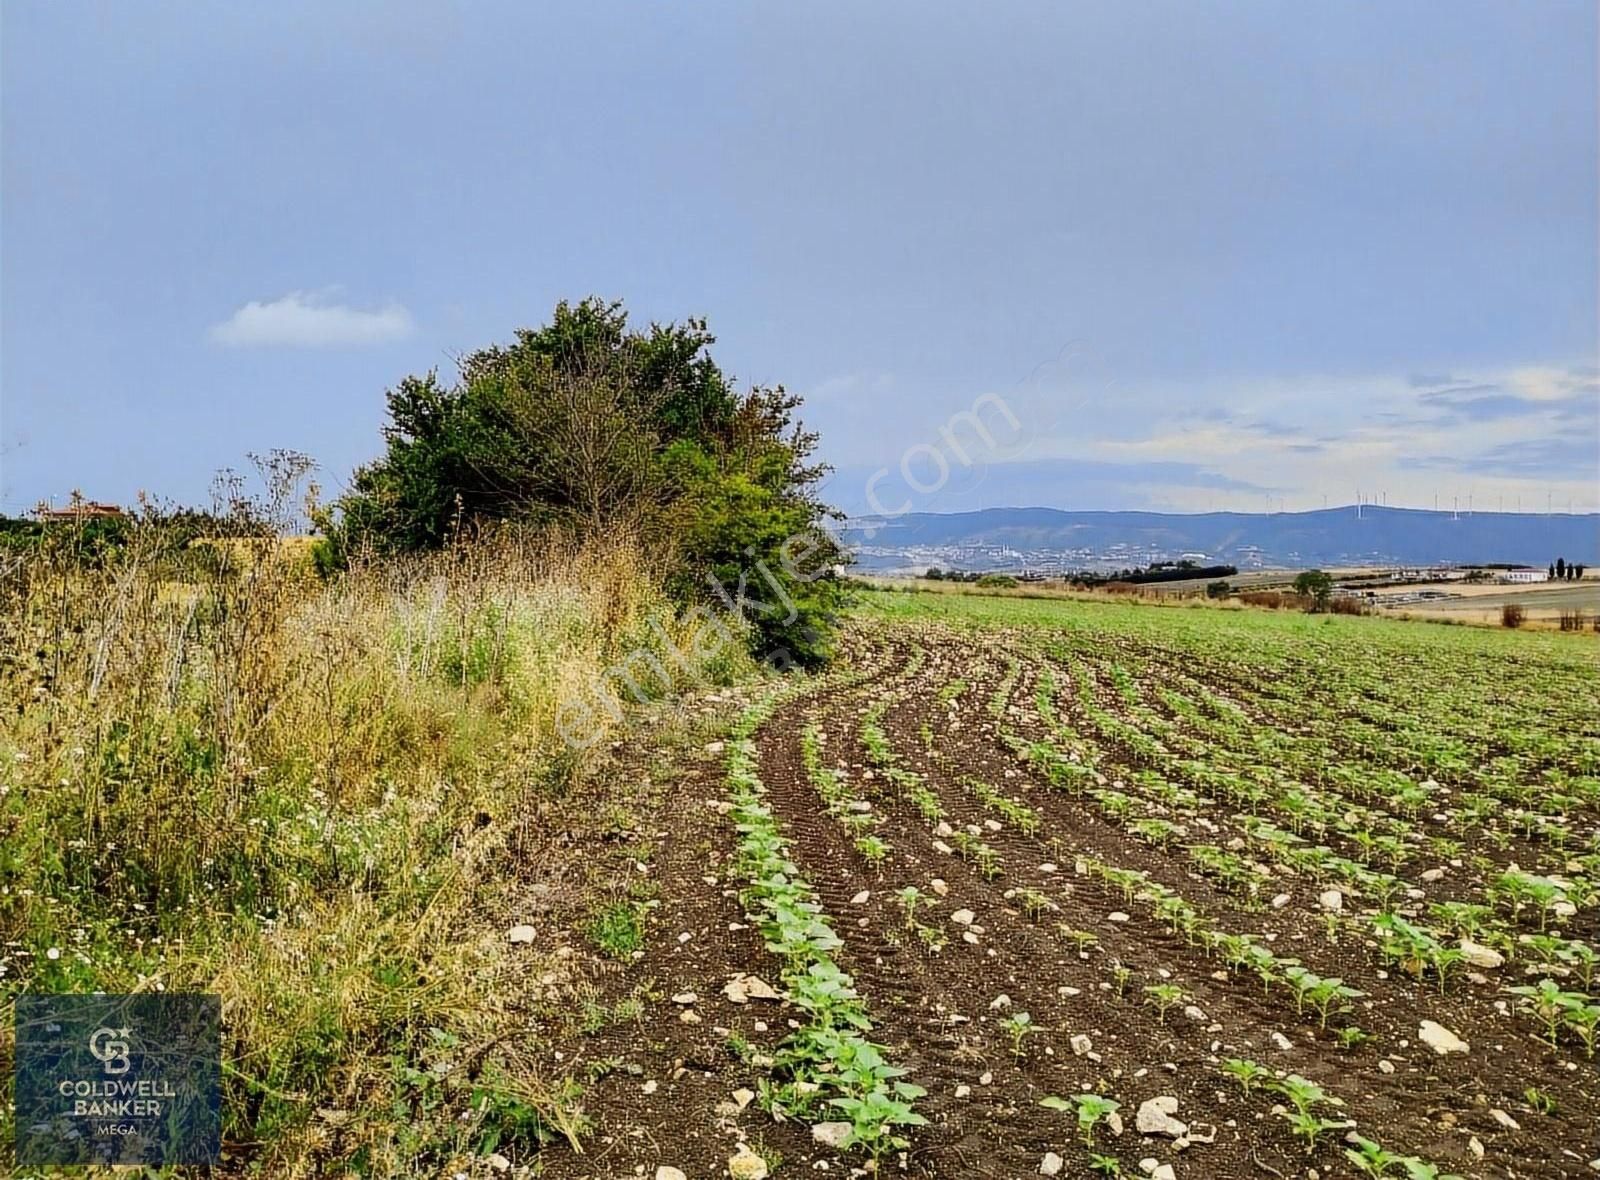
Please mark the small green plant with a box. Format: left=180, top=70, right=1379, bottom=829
left=1524, top=1086, right=1557, bottom=1115
left=1563, top=1002, right=1600, bottom=1057
left=1041, top=1093, right=1122, bottom=1146
left=1272, top=1072, right=1338, bottom=1115
left=1060, top=927, right=1100, bottom=953
left=829, top=1084, right=929, bottom=1164
left=1014, top=886, right=1054, bottom=920
left=1142, top=982, right=1186, bottom=1023
left=1221, top=1057, right=1270, bottom=1095
left=588, top=900, right=646, bottom=960
left=1508, top=978, right=1586, bottom=1047
left=1345, top=1134, right=1405, bottom=1178
left=1335, top=1025, right=1371, bottom=1052
left=1088, top=1153, right=1123, bottom=1176
left=854, top=833, right=891, bottom=868
left=896, top=885, right=930, bottom=929
left=1001, top=1010, right=1041, bottom=1058
left=1111, top=963, right=1133, bottom=999
left=1284, top=1109, right=1348, bottom=1155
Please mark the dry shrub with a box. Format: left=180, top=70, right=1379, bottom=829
left=1328, top=595, right=1367, bottom=615
left=0, top=505, right=752, bottom=1170
left=1501, top=602, right=1526, bottom=628
left=1238, top=589, right=1314, bottom=610
left=1558, top=609, right=1588, bottom=632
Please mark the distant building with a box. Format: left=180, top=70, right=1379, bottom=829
left=35, top=500, right=128, bottom=523
left=1498, top=567, right=1548, bottom=584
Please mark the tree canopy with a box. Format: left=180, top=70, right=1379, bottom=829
left=328, top=298, right=848, bottom=665
left=1293, top=568, right=1334, bottom=607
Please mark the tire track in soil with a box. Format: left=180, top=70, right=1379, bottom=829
left=760, top=685, right=1051, bottom=1178
left=759, top=639, right=1300, bottom=1179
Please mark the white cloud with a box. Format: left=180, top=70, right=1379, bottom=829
left=210, top=291, right=414, bottom=347
left=989, top=361, right=1598, bottom=512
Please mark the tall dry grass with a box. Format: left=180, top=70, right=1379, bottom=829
left=0, top=509, right=753, bottom=1172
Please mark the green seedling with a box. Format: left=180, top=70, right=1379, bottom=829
left=1142, top=983, right=1187, bottom=1023
left=1001, top=1010, right=1040, bottom=1059
left=1221, top=1057, right=1270, bottom=1095
left=1041, top=1093, right=1121, bottom=1146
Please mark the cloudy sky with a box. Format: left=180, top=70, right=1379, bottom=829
left=3, top=1, right=1596, bottom=517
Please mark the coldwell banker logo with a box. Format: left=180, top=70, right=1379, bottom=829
left=15, top=994, right=221, bottom=1166
left=89, top=1025, right=132, bottom=1075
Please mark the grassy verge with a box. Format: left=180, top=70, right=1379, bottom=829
left=0, top=521, right=754, bottom=1174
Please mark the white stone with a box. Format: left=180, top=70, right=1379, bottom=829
left=812, top=1121, right=853, bottom=1149
left=1489, top=1108, right=1520, bottom=1130
left=732, top=1088, right=756, bottom=1109
left=507, top=924, right=537, bottom=944
left=1039, top=1152, right=1064, bottom=1176
left=1418, top=1020, right=1469, bottom=1055
left=486, top=1154, right=511, bottom=1172
left=1318, top=889, right=1343, bottom=912
left=931, top=878, right=949, bottom=896
left=1421, top=868, right=1445, bottom=882
left=1271, top=892, right=1292, bottom=909
left=642, top=1080, right=658, bottom=1094
left=672, top=992, right=698, bottom=1005
left=1071, top=1034, right=1093, bottom=1056
left=1136, top=1095, right=1188, bottom=1138
left=951, top=908, right=976, bottom=925
left=850, top=890, right=870, bottom=904
left=1460, top=940, right=1503, bottom=969
left=729, top=1146, right=769, bottom=1179
left=1109, top=911, right=1131, bottom=923
left=655, top=1168, right=687, bottom=1180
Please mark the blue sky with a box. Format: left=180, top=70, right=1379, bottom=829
left=3, top=1, right=1596, bottom=518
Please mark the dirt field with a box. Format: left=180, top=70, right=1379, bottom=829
left=1380, top=581, right=1600, bottom=626
left=530, top=593, right=1598, bottom=1180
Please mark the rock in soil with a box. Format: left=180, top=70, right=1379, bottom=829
left=1136, top=1095, right=1189, bottom=1137
left=812, top=1121, right=852, bottom=1149
left=1418, top=1019, right=1469, bottom=1055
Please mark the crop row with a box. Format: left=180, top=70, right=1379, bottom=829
left=724, top=691, right=926, bottom=1163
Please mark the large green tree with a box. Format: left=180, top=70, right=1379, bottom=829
left=329, top=298, right=848, bottom=665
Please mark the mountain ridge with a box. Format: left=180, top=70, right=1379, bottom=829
left=841, top=505, right=1600, bottom=570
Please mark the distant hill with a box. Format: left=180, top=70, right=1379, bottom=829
left=842, top=505, right=1600, bottom=571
